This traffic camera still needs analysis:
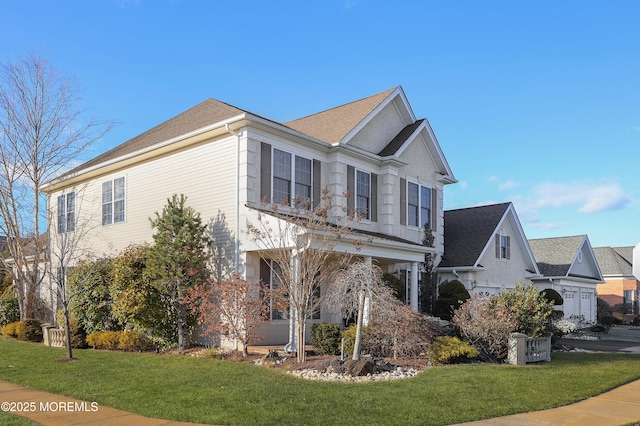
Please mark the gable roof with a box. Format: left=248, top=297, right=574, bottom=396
left=439, top=202, right=537, bottom=274
left=529, top=235, right=602, bottom=281
left=63, top=99, right=247, bottom=178
left=284, top=87, right=397, bottom=144
left=593, top=246, right=633, bottom=276
left=440, top=203, right=511, bottom=268
left=378, top=119, right=425, bottom=156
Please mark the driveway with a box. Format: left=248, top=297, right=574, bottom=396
left=559, top=325, right=640, bottom=354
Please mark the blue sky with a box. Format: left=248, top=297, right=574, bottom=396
left=2, top=1, right=639, bottom=248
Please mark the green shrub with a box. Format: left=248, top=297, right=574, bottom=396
left=0, top=297, right=20, bottom=328
left=428, top=336, right=479, bottom=365
left=541, top=289, right=563, bottom=306
left=613, top=317, right=624, bottom=325
left=117, top=331, right=153, bottom=351
left=633, top=316, right=640, bottom=326
left=86, top=330, right=152, bottom=351
left=1, top=321, right=20, bottom=337
left=435, top=280, right=470, bottom=320
left=87, top=331, right=121, bottom=350
left=311, top=323, right=341, bottom=355
left=597, top=297, right=613, bottom=323
left=16, top=319, right=43, bottom=342
left=494, top=283, right=553, bottom=338
left=342, top=324, right=368, bottom=357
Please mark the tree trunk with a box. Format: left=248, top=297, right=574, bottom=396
left=295, top=308, right=307, bottom=363
left=64, top=305, right=73, bottom=360
left=176, top=300, right=187, bottom=351
left=352, top=291, right=365, bottom=361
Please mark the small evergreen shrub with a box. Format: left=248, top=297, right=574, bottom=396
left=86, top=330, right=152, bottom=351
left=633, top=316, right=640, bottom=326
left=342, top=324, right=367, bottom=357
left=0, top=297, right=20, bottom=328
left=435, top=280, right=470, bottom=320
left=613, top=317, right=624, bottom=325
left=311, top=323, right=341, bottom=355
left=87, top=331, right=121, bottom=350
left=16, top=319, right=43, bottom=342
left=117, top=331, right=153, bottom=351
left=428, top=336, right=479, bottom=365
left=1, top=321, right=20, bottom=337
left=541, top=289, right=563, bottom=306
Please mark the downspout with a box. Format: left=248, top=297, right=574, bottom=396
left=225, top=124, right=241, bottom=275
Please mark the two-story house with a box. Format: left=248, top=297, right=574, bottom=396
left=41, top=86, right=457, bottom=345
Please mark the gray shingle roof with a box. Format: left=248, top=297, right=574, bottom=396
left=593, top=246, right=633, bottom=276
left=528, top=235, right=586, bottom=277
left=439, top=202, right=511, bottom=268
left=378, top=119, right=425, bottom=156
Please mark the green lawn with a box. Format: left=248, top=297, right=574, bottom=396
left=2, top=336, right=640, bottom=426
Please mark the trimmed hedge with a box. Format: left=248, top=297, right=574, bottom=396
left=86, top=330, right=153, bottom=351
left=1, top=321, right=19, bottom=337
left=311, top=323, right=341, bottom=355
left=428, top=336, right=479, bottom=365
left=2, top=319, right=43, bottom=342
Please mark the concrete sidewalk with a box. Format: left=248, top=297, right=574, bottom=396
left=2, top=378, right=639, bottom=425
left=0, top=381, right=212, bottom=425
left=455, top=378, right=640, bottom=425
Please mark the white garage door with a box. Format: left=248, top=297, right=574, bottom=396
left=580, top=293, right=593, bottom=321
left=564, top=291, right=577, bottom=318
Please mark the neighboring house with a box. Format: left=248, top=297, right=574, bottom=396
left=438, top=202, right=541, bottom=296
left=593, top=244, right=640, bottom=320
left=528, top=235, right=602, bottom=323
left=40, top=86, right=457, bottom=345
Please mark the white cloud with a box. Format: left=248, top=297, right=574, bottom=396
left=531, top=182, right=630, bottom=213
left=498, top=180, right=521, bottom=191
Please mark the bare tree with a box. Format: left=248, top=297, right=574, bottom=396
left=246, top=189, right=360, bottom=362
left=325, top=260, right=397, bottom=361
left=46, top=186, right=96, bottom=359
left=0, top=50, right=111, bottom=319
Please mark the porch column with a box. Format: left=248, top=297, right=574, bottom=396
left=410, top=261, right=419, bottom=312
left=284, top=254, right=298, bottom=353
left=363, top=256, right=372, bottom=326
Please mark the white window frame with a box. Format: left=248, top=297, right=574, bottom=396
left=407, top=181, right=431, bottom=228
left=272, top=148, right=313, bottom=208
left=102, top=177, right=126, bottom=226
left=356, top=169, right=371, bottom=220
left=499, top=234, right=509, bottom=259
left=57, top=192, right=75, bottom=234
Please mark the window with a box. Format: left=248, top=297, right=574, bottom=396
left=57, top=192, right=75, bottom=233
left=269, top=261, right=287, bottom=320
left=407, top=182, right=431, bottom=228
left=356, top=170, right=370, bottom=219
left=496, top=233, right=510, bottom=259
left=272, top=148, right=313, bottom=208
left=294, top=156, right=312, bottom=208
left=102, top=177, right=125, bottom=225
left=273, top=149, right=291, bottom=205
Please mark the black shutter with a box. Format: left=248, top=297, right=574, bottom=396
left=313, top=159, right=321, bottom=209
left=347, top=165, right=355, bottom=213
left=495, top=234, right=500, bottom=258
left=371, top=173, right=378, bottom=222
left=431, top=187, right=437, bottom=232
left=260, top=142, right=271, bottom=202
left=506, top=236, right=511, bottom=260
left=400, top=178, right=406, bottom=225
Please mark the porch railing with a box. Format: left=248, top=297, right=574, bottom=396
left=508, top=333, right=551, bottom=365
left=41, top=323, right=66, bottom=348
